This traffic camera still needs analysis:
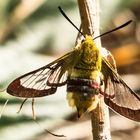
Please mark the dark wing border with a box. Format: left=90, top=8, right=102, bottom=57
left=7, top=51, right=77, bottom=98
left=102, top=56, right=140, bottom=122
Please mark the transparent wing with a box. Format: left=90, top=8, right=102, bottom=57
left=7, top=51, right=77, bottom=98
left=102, top=57, right=140, bottom=122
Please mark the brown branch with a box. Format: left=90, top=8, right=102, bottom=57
left=77, top=0, right=111, bottom=140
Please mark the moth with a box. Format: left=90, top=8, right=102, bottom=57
left=7, top=7, right=140, bottom=122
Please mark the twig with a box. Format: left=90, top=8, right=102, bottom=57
left=77, top=0, right=111, bottom=140
left=0, top=0, right=45, bottom=44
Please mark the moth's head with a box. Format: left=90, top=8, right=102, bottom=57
left=81, top=35, right=96, bottom=49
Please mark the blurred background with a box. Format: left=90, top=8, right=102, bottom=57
left=0, top=0, right=140, bottom=140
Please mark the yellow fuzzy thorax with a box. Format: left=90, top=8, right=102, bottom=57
left=75, top=35, right=102, bottom=71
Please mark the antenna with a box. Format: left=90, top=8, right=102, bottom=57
left=58, top=6, right=85, bottom=38
left=58, top=6, right=132, bottom=40
left=94, top=20, right=132, bottom=39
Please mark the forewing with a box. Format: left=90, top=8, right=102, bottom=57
left=7, top=51, right=77, bottom=98
left=102, top=56, right=140, bottom=122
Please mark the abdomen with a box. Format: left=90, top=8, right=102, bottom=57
left=66, top=67, right=103, bottom=117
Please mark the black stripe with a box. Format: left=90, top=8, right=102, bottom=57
left=67, top=77, right=100, bottom=94
left=67, top=78, right=95, bottom=86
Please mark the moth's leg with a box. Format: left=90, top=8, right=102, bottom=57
left=32, top=98, right=36, bottom=120
left=17, top=98, right=28, bottom=113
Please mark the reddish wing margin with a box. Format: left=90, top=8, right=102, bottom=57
left=7, top=51, right=75, bottom=98
left=102, top=57, right=140, bottom=122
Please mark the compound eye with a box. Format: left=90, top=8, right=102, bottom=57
left=81, top=39, right=85, bottom=43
